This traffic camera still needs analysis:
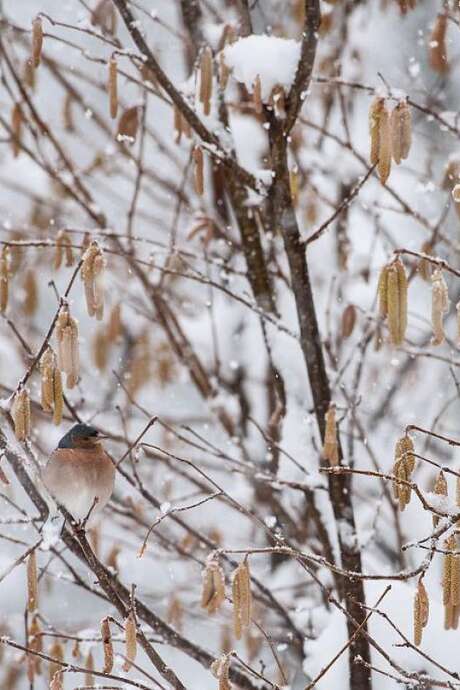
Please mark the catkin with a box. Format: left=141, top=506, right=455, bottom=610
left=413, top=586, right=422, bottom=646
left=341, top=304, right=356, bottom=339
left=85, top=650, right=94, bottom=685
left=201, top=554, right=226, bottom=614
left=56, top=307, right=79, bottom=388
left=107, top=303, right=122, bottom=342
left=369, top=97, right=392, bottom=184
left=24, top=58, right=35, bottom=90
left=290, top=169, right=299, bottom=206
left=433, top=470, right=448, bottom=527
left=54, top=230, right=73, bottom=269
left=443, top=536, right=457, bottom=607
left=11, top=103, right=22, bottom=158
left=117, top=106, right=139, bottom=142
left=451, top=554, right=460, bottom=606
left=81, top=241, right=106, bottom=320
left=27, top=550, right=38, bottom=612
left=418, top=242, right=433, bottom=282
left=40, top=347, right=55, bottom=412
left=108, top=56, right=118, bottom=119
left=431, top=269, right=449, bottom=346
left=52, top=369, right=63, bottom=425
left=32, top=17, right=43, bottom=68
left=232, top=559, right=251, bottom=640
left=50, top=671, right=63, bottom=690
left=193, top=146, right=204, bottom=196
left=391, top=100, right=412, bottom=164
left=199, top=46, right=213, bottom=116
left=413, top=579, right=429, bottom=646
left=211, top=654, right=232, bottom=690
left=23, top=269, right=38, bottom=316
left=48, top=641, right=64, bottom=683
left=101, top=617, right=113, bottom=674
left=429, top=13, right=449, bottom=74
left=323, top=404, right=339, bottom=466
left=13, top=388, right=31, bottom=441
left=253, top=75, right=263, bottom=115
left=218, top=52, right=230, bottom=90
left=0, top=247, right=9, bottom=313
left=123, top=611, right=137, bottom=672
left=393, top=434, right=414, bottom=510
left=386, top=258, right=407, bottom=346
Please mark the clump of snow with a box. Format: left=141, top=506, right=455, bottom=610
left=223, top=35, right=301, bottom=101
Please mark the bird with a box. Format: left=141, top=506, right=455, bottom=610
left=42, top=423, right=115, bottom=524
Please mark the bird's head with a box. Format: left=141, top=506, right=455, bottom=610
left=58, top=423, right=106, bottom=449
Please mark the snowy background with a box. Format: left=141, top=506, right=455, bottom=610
left=0, top=1, right=460, bottom=688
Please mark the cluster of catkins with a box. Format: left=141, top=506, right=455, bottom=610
left=201, top=553, right=252, bottom=641
left=378, top=256, right=456, bottom=347
left=369, top=97, right=412, bottom=184
left=391, top=431, right=460, bottom=645
left=25, top=549, right=138, bottom=688
left=11, top=239, right=107, bottom=441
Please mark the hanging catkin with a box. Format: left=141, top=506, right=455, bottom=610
left=40, top=347, right=54, bottom=412
left=232, top=559, right=251, bottom=640
left=413, top=579, right=429, bottom=646
left=379, top=259, right=407, bottom=345
left=369, top=97, right=392, bottom=184
left=23, top=269, right=38, bottom=316
left=429, top=13, right=449, bottom=73
left=27, top=550, right=38, bottom=612
left=211, top=654, right=232, bottom=690
left=0, top=247, right=9, bottom=313
left=122, top=611, right=137, bottom=672
left=323, top=404, right=339, bottom=466
left=13, top=388, right=31, bottom=441
left=56, top=307, right=79, bottom=388
left=442, top=535, right=457, bottom=617
left=193, top=146, right=204, bottom=196
left=431, top=269, right=449, bottom=346
left=433, top=470, right=448, bottom=527
left=11, top=103, right=22, bottom=158
left=391, top=100, right=412, bottom=164
left=108, top=56, right=118, bottom=119
left=32, top=17, right=43, bottom=68
left=199, top=46, right=213, bottom=116
left=81, top=241, right=106, bottom=320
left=54, top=231, right=74, bottom=270
left=50, top=671, right=63, bottom=690
left=101, top=617, right=113, bottom=674
left=201, top=553, right=226, bottom=614
left=392, top=434, right=414, bottom=511
left=253, top=75, right=263, bottom=115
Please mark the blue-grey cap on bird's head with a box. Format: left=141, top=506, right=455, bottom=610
left=58, top=423, right=105, bottom=449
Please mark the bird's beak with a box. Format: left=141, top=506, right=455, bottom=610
left=97, top=434, right=108, bottom=440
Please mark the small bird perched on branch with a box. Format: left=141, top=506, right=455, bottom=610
left=42, top=423, right=115, bottom=524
